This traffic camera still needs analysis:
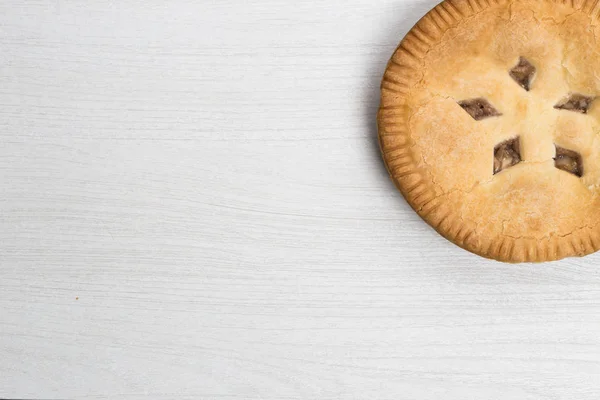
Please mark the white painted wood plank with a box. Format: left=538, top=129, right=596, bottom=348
left=1, top=0, right=600, bottom=399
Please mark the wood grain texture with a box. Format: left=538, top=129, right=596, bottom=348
left=1, top=0, right=600, bottom=398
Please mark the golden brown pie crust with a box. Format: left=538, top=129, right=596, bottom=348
left=378, top=0, right=600, bottom=262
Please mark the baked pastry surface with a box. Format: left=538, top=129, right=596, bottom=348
left=378, top=0, right=600, bottom=262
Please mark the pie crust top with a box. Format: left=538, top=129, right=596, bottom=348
left=378, top=0, right=600, bottom=262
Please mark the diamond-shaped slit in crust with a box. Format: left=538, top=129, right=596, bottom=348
left=494, top=137, right=521, bottom=174
left=458, top=98, right=501, bottom=121
left=509, top=57, right=536, bottom=91
left=554, top=145, right=583, bottom=177
left=554, top=94, right=595, bottom=114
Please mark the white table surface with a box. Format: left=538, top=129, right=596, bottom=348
left=2, top=0, right=600, bottom=399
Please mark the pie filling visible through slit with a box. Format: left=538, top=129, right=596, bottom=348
left=509, top=57, right=536, bottom=91
left=458, top=98, right=501, bottom=120
left=554, top=146, right=583, bottom=177
left=494, top=137, right=521, bottom=174
left=554, top=93, right=595, bottom=113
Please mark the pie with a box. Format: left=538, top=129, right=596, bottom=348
left=377, top=0, right=600, bottom=262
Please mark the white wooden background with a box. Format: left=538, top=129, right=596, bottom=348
left=1, top=0, right=600, bottom=399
